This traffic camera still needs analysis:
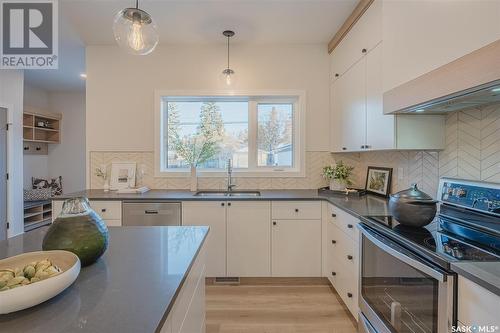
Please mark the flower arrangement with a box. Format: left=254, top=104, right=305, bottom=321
left=322, top=161, right=354, bottom=189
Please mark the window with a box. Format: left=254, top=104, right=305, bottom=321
left=156, top=92, right=304, bottom=177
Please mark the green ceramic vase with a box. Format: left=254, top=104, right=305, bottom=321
left=42, top=197, right=109, bottom=266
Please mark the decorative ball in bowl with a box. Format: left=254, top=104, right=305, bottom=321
left=0, top=250, right=80, bottom=314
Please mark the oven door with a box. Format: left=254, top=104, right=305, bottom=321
left=358, top=224, right=455, bottom=333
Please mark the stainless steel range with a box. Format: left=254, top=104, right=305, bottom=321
left=358, top=178, right=500, bottom=333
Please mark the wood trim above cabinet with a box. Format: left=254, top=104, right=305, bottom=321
left=383, top=39, right=500, bottom=114
left=328, top=0, right=374, bottom=54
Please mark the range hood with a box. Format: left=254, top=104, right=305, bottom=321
left=384, top=40, right=500, bottom=114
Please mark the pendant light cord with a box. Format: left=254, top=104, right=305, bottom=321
left=135, top=0, right=139, bottom=9
left=227, top=35, right=230, bottom=70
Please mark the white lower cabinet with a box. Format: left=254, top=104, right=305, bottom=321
left=182, top=201, right=226, bottom=277
left=52, top=200, right=122, bottom=226
left=326, top=204, right=360, bottom=320
left=161, top=246, right=206, bottom=333
left=271, top=219, right=322, bottom=277
left=458, top=275, right=500, bottom=327
left=226, top=201, right=271, bottom=277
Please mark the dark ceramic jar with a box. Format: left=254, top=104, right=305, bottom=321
left=388, top=184, right=437, bottom=227
left=42, top=198, right=109, bottom=266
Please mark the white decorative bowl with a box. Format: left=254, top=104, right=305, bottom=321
left=0, top=250, right=81, bottom=314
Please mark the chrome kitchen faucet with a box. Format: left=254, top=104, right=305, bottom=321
left=226, top=159, right=236, bottom=192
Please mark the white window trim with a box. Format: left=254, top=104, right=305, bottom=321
left=154, top=90, right=306, bottom=178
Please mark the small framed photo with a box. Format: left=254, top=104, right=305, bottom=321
left=110, top=162, right=136, bottom=190
left=365, top=166, right=393, bottom=197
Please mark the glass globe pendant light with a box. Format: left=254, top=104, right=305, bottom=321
left=113, top=0, right=159, bottom=55
left=221, top=30, right=236, bottom=86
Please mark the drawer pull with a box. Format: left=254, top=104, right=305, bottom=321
left=331, top=272, right=336, bottom=276
left=273, top=221, right=277, bottom=226
left=295, top=208, right=299, bottom=212
left=145, top=210, right=158, bottom=214
left=331, top=240, right=337, bottom=244
left=221, top=203, right=225, bottom=206
left=347, top=224, right=353, bottom=229
left=331, top=213, right=336, bottom=218
left=347, top=255, right=353, bottom=260
left=347, top=292, right=353, bottom=298
left=101, top=208, right=107, bottom=213
left=228, top=202, right=231, bottom=206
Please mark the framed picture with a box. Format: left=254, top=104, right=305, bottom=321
left=110, top=162, right=136, bottom=190
left=365, top=166, right=393, bottom=197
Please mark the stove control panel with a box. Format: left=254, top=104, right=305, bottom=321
left=439, top=178, right=500, bottom=216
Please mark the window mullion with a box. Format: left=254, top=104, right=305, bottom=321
left=248, top=100, right=257, bottom=170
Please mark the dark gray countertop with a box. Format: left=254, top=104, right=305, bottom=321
left=451, top=262, right=500, bottom=297
left=55, top=189, right=391, bottom=218
left=0, top=226, right=209, bottom=333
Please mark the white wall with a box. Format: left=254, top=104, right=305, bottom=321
left=86, top=44, right=330, bottom=156
left=0, top=70, right=24, bottom=237
left=48, top=92, right=86, bottom=193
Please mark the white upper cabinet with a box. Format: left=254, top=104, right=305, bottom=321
left=382, top=0, right=500, bottom=92
left=330, top=0, right=382, bottom=81
left=365, top=43, right=394, bottom=150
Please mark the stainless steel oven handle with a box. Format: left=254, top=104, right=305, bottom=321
left=359, top=224, right=447, bottom=282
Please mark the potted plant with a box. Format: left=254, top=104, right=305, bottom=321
left=322, top=161, right=354, bottom=191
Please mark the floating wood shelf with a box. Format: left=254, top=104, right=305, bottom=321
left=23, top=107, right=62, bottom=152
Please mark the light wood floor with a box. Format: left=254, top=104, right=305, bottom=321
left=206, top=280, right=357, bottom=333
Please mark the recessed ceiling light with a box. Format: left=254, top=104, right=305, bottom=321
left=414, top=109, right=425, bottom=112
left=80, top=73, right=87, bottom=79
left=491, top=87, right=500, bottom=92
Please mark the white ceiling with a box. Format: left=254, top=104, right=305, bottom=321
left=24, top=0, right=357, bottom=92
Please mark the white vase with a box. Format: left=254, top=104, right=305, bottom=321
left=190, top=166, right=198, bottom=192
left=329, top=179, right=345, bottom=191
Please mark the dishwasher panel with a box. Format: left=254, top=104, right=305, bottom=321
left=122, top=202, right=181, bottom=226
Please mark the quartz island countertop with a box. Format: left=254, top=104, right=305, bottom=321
left=0, top=226, right=209, bottom=333
left=55, top=189, right=391, bottom=218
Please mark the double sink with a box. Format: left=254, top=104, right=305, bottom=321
left=194, top=190, right=261, bottom=197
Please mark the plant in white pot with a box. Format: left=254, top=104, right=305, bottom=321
left=322, top=161, right=355, bottom=191
left=167, top=102, right=224, bottom=191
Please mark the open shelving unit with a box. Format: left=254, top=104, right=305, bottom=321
left=24, top=200, right=52, bottom=232
left=23, top=112, right=61, bottom=144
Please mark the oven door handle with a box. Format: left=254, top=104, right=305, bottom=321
left=359, top=224, right=448, bottom=282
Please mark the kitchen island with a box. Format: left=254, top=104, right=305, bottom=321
left=0, top=226, right=208, bottom=333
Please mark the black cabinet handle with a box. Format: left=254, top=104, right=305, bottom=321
left=331, top=272, right=336, bottom=276
left=360, top=145, right=365, bottom=149
left=145, top=210, right=158, bottom=214
left=228, top=202, right=231, bottom=206
left=342, top=147, right=347, bottom=151
left=347, top=292, right=353, bottom=298
left=335, top=73, right=339, bottom=78
left=347, top=224, right=353, bottom=229
left=347, top=255, right=353, bottom=260
left=221, top=202, right=225, bottom=206
left=101, top=208, right=107, bottom=213
left=331, top=213, right=336, bottom=217
left=331, top=240, right=336, bottom=244
left=362, top=48, right=367, bottom=53
left=295, top=208, right=299, bottom=212
left=36, top=147, right=41, bottom=151
left=24, top=146, right=29, bottom=150
left=273, top=221, right=277, bottom=226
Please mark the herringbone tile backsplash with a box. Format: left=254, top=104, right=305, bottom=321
left=90, top=104, right=500, bottom=195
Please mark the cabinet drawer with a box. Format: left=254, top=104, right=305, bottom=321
left=272, top=201, right=321, bottom=220
left=328, top=223, right=358, bottom=274
left=89, top=201, right=122, bottom=220
left=330, top=205, right=359, bottom=242
left=328, top=258, right=358, bottom=318
left=458, top=276, right=500, bottom=326
left=104, top=219, right=121, bottom=227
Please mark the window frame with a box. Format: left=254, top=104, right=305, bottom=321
left=154, top=90, right=306, bottom=178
